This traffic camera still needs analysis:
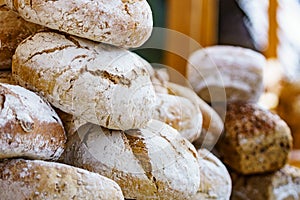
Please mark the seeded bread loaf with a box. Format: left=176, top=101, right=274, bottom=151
left=217, top=102, right=292, bottom=175
left=61, top=120, right=200, bottom=199
left=0, top=5, right=43, bottom=69
left=0, top=83, right=66, bottom=160
left=4, top=0, right=153, bottom=48
left=231, top=165, right=300, bottom=200
left=192, top=149, right=232, bottom=200
left=0, top=159, right=124, bottom=200
left=187, top=46, right=265, bottom=103
left=12, top=31, right=156, bottom=130
left=153, top=93, right=202, bottom=142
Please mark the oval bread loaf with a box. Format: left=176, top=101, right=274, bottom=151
left=153, top=93, right=202, bottom=142
left=192, top=149, right=232, bottom=200
left=231, top=165, right=300, bottom=200
left=217, top=102, right=292, bottom=175
left=4, top=0, right=153, bottom=48
left=162, top=82, right=224, bottom=149
left=12, top=31, right=156, bottom=130
left=0, top=6, right=43, bottom=69
left=61, top=120, right=200, bottom=200
left=187, top=45, right=265, bottom=103
left=0, top=83, right=66, bottom=160
left=0, top=159, right=124, bottom=200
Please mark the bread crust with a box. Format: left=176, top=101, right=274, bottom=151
left=187, top=45, right=265, bottom=103
left=0, top=6, right=43, bottom=69
left=61, top=120, right=200, bottom=199
left=12, top=31, right=156, bottom=130
left=5, top=0, right=153, bottom=48
left=153, top=93, right=203, bottom=142
left=0, top=159, right=124, bottom=200
left=0, top=83, right=66, bottom=160
left=217, top=102, right=292, bottom=175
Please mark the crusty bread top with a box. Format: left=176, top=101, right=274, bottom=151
left=5, top=0, right=153, bottom=48
left=0, top=159, right=124, bottom=200
left=12, top=31, right=156, bottom=130
left=0, top=83, right=66, bottom=160
left=225, top=102, right=290, bottom=139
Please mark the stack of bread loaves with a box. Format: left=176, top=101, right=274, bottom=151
left=187, top=45, right=300, bottom=199
left=0, top=0, right=229, bottom=199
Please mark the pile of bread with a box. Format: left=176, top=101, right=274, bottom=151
left=0, top=0, right=299, bottom=199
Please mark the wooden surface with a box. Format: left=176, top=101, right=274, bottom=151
left=264, top=0, right=278, bottom=58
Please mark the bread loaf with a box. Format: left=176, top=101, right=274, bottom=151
left=192, top=149, right=232, bottom=200
left=4, top=0, right=153, bottom=48
left=162, top=82, right=224, bottom=149
left=231, top=165, right=300, bottom=200
left=0, top=83, right=66, bottom=160
left=0, top=159, right=124, bottom=200
left=217, top=102, right=292, bottom=175
left=153, top=93, right=202, bottom=142
left=187, top=45, right=265, bottom=103
left=0, top=6, right=43, bottom=69
left=61, top=120, right=200, bottom=199
left=12, top=31, right=156, bottom=130
left=0, top=71, right=16, bottom=84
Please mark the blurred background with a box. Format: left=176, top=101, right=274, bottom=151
left=134, top=0, right=300, bottom=165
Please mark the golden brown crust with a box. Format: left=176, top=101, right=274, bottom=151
left=217, top=102, right=292, bottom=175
left=0, top=6, right=43, bottom=69
left=0, top=83, right=66, bottom=160
left=0, top=159, right=124, bottom=200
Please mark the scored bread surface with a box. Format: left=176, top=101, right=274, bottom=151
left=12, top=31, right=156, bottom=130
left=4, top=0, right=153, bottom=48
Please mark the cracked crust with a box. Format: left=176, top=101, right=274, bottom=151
left=0, top=6, right=43, bottom=69
left=0, top=159, right=124, bottom=200
left=153, top=93, right=203, bottom=143
left=12, top=31, right=156, bottom=130
left=217, top=102, right=293, bottom=175
left=0, top=71, right=16, bottom=85
left=4, top=0, right=153, bottom=48
left=61, top=120, right=200, bottom=199
left=0, top=83, right=66, bottom=160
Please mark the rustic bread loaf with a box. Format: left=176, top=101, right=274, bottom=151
left=217, top=102, right=292, bottom=175
left=12, top=31, right=156, bottom=130
left=187, top=45, right=265, bottom=103
left=0, top=159, right=124, bottom=200
left=231, top=165, right=300, bottom=200
left=0, top=6, right=43, bottom=69
left=153, top=93, right=202, bottom=142
left=61, top=120, right=200, bottom=199
left=162, top=82, right=224, bottom=149
left=192, top=149, right=232, bottom=200
left=4, top=0, right=153, bottom=48
left=0, top=83, right=66, bottom=160
left=0, top=70, right=16, bottom=84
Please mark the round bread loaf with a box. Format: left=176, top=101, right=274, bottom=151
left=61, top=120, right=200, bottom=199
left=0, top=159, right=124, bottom=200
left=192, top=149, right=232, bottom=200
left=12, top=31, right=156, bottom=130
left=162, top=82, right=224, bottom=149
left=216, top=102, right=292, bottom=175
left=0, top=83, right=66, bottom=160
left=153, top=93, right=202, bottom=142
left=4, top=0, right=152, bottom=48
left=0, top=71, right=16, bottom=85
left=0, top=6, right=43, bottom=69
left=187, top=45, right=265, bottom=103
left=231, top=165, right=300, bottom=200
